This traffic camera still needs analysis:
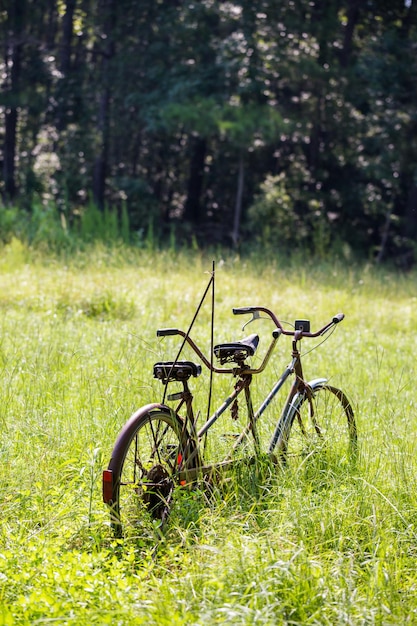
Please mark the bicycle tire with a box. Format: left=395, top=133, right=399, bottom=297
left=103, top=404, right=198, bottom=538
left=274, top=381, right=357, bottom=468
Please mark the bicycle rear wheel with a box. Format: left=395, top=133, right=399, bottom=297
left=103, top=405, right=197, bottom=538
left=276, top=383, right=357, bottom=469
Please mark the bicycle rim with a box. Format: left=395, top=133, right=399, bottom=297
left=109, top=409, right=190, bottom=538
left=279, top=385, right=357, bottom=470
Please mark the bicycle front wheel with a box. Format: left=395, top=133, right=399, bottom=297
left=277, top=383, right=357, bottom=469
left=104, top=405, right=196, bottom=538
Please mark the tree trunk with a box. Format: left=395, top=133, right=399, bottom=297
left=92, top=0, right=116, bottom=211
left=183, top=136, right=207, bottom=224
left=55, top=0, right=77, bottom=133
left=403, top=181, right=417, bottom=241
left=93, top=89, right=110, bottom=210
left=3, top=3, right=24, bottom=201
left=4, top=107, right=19, bottom=201
left=231, top=153, right=244, bottom=248
left=340, top=0, right=361, bottom=67
left=60, top=0, right=76, bottom=75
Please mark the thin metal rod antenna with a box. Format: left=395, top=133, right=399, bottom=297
left=162, top=266, right=215, bottom=405
left=203, top=261, right=215, bottom=452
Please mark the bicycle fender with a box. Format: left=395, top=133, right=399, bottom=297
left=111, top=403, right=172, bottom=448
left=306, top=377, right=328, bottom=390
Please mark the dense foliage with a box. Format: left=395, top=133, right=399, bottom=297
left=1, top=1, right=417, bottom=261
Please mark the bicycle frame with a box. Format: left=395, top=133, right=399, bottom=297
left=155, top=306, right=347, bottom=483
left=167, top=331, right=319, bottom=479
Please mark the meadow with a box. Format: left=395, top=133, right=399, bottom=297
left=1, top=239, right=417, bottom=624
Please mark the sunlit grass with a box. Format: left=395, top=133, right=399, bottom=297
left=1, top=240, right=417, bottom=623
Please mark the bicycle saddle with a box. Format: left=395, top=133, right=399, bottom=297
left=153, top=361, right=202, bottom=383
left=213, top=333, right=259, bottom=364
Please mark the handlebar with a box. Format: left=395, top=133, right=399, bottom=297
left=157, top=328, right=180, bottom=337
left=233, top=306, right=344, bottom=338
left=157, top=308, right=344, bottom=376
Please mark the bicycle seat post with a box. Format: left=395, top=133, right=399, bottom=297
left=182, top=379, right=196, bottom=427
left=167, top=378, right=196, bottom=428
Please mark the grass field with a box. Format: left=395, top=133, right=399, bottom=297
left=1, top=240, right=417, bottom=624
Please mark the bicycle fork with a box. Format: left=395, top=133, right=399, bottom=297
left=266, top=338, right=304, bottom=452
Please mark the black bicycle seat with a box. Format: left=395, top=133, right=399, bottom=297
left=213, top=333, right=259, bottom=364
left=153, top=361, right=202, bottom=383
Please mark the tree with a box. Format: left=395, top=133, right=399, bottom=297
left=1, top=0, right=417, bottom=262
left=2, top=0, right=25, bottom=200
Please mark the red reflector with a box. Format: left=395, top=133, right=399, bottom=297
left=102, top=470, right=113, bottom=503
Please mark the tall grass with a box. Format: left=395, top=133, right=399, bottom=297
left=1, top=240, right=417, bottom=623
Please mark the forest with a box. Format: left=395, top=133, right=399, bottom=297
left=1, top=1, right=417, bottom=263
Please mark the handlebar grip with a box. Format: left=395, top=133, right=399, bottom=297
left=157, top=328, right=180, bottom=337
left=332, top=313, right=345, bottom=324
left=233, top=307, right=257, bottom=315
